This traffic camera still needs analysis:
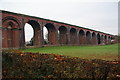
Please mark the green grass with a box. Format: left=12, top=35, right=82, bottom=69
left=22, top=44, right=119, bottom=61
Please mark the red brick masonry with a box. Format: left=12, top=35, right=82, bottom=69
left=0, top=10, right=115, bottom=49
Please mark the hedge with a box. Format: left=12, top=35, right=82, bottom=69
left=2, top=50, right=120, bottom=79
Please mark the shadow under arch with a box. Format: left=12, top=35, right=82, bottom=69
left=70, top=28, right=77, bottom=45
left=108, top=36, right=111, bottom=44
left=79, top=29, right=85, bottom=45
left=104, top=35, right=107, bottom=44
left=86, top=31, right=91, bottom=45
left=101, top=35, right=104, bottom=44
left=92, top=32, right=97, bottom=45
left=58, top=26, right=68, bottom=45
left=44, top=23, right=57, bottom=45
left=97, top=33, right=101, bottom=45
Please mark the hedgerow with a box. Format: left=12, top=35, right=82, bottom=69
left=2, top=50, right=120, bottom=79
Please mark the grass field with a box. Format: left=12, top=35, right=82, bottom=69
left=22, top=44, right=119, bottom=61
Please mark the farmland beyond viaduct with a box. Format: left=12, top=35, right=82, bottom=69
left=0, top=10, right=115, bottom=49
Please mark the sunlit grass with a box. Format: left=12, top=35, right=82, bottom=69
left=22, top=44, right=119, bottom=61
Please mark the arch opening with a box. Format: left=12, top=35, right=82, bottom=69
left=104, top=35, right=107, bottom=43
left=24, top=23, right=34, bottom=46
left=58, top=26, right=67, bottom=45
left=111, top=36, right=115, bottom=44
left=43, top=26, right=48, bottom=45
left=92, top=32, right=97, bottom=45
left=70, top=28, right=77, bottom=44
left=101, top=35, right=104, bottom=44
left=86, top=31, right=91, bottom=45
left=24, top=20, right=41, bottom=47
left=97, top=33, right=101, bottom=44
left=44, top=23, right=57, bottom=45
left=79, top=30, right=85, bottom=45
left=108, top=36, right=111, bottom=44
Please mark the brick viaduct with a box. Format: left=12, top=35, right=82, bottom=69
left=0, top=10, right=115, bottom=49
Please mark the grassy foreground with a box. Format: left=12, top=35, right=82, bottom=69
left=22, top=44, right=119, bottom=61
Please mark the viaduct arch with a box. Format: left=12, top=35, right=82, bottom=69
left=58, top=26, right=68, bottom=45
left=0, top=10, right=115, bottom=49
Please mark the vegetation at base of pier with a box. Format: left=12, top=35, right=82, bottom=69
left=2, top=50, right=120, bottom=79
left=23, top=44, right=119, bottom=61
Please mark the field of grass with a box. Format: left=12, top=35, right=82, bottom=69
left=22, top=44, right=119, bottom=61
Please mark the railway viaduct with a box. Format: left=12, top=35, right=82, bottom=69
left=0, top=10, right=115, bottom=49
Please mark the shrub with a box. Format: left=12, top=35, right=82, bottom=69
left=2, top=50, right=120, bottom=79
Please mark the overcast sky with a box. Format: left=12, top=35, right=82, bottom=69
left=1, top=0, right=119, bottom=41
